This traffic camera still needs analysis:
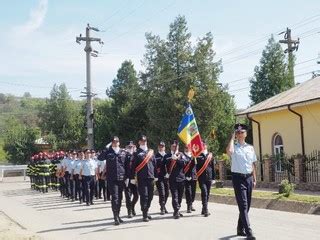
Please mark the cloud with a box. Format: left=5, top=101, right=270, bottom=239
left=13, top=0, right=48, bottom=35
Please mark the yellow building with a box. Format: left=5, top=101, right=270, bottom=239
left=237, top=76, right=320, bottom=164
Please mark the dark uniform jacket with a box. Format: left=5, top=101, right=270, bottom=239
left=125, top=152, right=134, bottom=179
left=131, top=148, right=157, bottom=181
left=195, top=152, right=215, bottom=182
left=183, top=153, right=197, bottom=180
left=155, top=152, right=167, bottom=180
left=104, top=147, right=127, bottom=181
left=165, top=152, right=187, bottom=183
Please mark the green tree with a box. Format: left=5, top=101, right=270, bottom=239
left=93, top=99, right=114, bottom=149
left=3, top=117, right=40, bottom=164
left=39, top=84, right=86, bottom=149
left=140, top=16, right=235, bottom=152
left=249, top=36, right=294, bottom=105
left=107, top=60, right=148, bottom=144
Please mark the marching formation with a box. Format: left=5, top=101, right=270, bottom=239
left=27, top=134, right=216, bottom=225
left=26, top=123, right=257, bottom=239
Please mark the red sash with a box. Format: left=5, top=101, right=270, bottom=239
left=196, top=153, right=213, bottom=178
left=183, top=161, right=192, bottom=174
left=135, top=150, right=154, bottom=173
left=168, top=160, right=177, bottom=174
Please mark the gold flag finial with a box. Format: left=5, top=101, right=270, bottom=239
left=188, top=88, right=195, bottom=102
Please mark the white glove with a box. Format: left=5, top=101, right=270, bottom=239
left=130, top=179, right=136, bottom=185
left=154, top=178, right=158, bottom=182
left=165, top=173, right=170, bottom=179
left=124, top=178, right=129, bottom=187
left=186, top=177, right=192, bottom=181
left=211, top=180, right=216, bottom=186
left=172, top=154, right=178, bottom=160
left=106, top=142, right=112, bottom=148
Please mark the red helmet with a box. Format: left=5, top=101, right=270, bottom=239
left=34, top=154, right=39, bottom=160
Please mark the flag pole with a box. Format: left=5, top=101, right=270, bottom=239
left=187, top=88, right=197, bottom=165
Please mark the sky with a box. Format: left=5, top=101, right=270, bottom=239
left=1, top=0, right=320, bottom=109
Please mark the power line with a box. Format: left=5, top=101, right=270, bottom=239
left=100, top=0, right=147, bottom=32
left=95, top=0, right=131, bottom=27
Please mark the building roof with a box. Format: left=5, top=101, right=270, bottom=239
left=237, top=76, right=320, bottom=116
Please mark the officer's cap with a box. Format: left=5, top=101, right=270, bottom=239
left=127, top=141, right=135, bottom=147
left=159, top=141, right=165, bottom=146
left=234, top=123, right=248, bottom=132
left=171, top=140, right=179, bottom=146
left=112, top=136, right=119, bottom=142
left=139, top=135, right=147, bottom=142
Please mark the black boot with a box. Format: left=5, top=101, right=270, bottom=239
left=142, top=211, right=149, bottom=222
left=164, top=206, right=169, bottom=214
left=173, top=210, right=180, bottom=219
left=127, top=208, right=133, bottom=218
left=187, top=205, right=191, bottom=213
left=132, top=207, right=136, bottom=216
left=204, top=208, right=210, bottom=217
left=118, top=214, right=124, bottom=223
left=114, top=212, right=120, bottom=226
left=160, top=206, right=165, bottom=215
left=237, top=228, right=246, bottom=236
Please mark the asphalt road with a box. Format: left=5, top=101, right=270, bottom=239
left=0, top=177, right=319, bottom=240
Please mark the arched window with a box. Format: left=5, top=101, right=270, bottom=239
left=273, top=134, right=284, bottom=172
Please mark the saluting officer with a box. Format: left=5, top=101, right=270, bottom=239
left=131, top=135, right=157, bottom=222
left=195, top=141, right=215, bottom=217
left=80, top=149, right=98, bottom=206
left=124, top=141, right=139, bottom=218
left=104, top=136, right=127, bottom=225
left=155, top=141, right=169, bottom=215
left=165, top=140, right=187, bottom=219
left=183, top=145, right=197, bottom=213
left=226, top=123, right=257, bottom=240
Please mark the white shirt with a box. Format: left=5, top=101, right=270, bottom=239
left=98, top=160, right=106, bottom=173
left=231, top=142, right=257, bottom=174
left=73, top=160, right=82, bottom=175
left=66, top=158, right=75, bottom=173
left=81, top=158, right=97, bottom=176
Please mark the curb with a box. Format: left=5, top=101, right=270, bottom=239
left=200, top=193, right=320, bottom=215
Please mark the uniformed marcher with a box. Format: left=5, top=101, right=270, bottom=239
left=183, top=145, right=197, bottom=213
left=226, top=123, right=257, bottom=240
left=91, top=150, right=100, bottom=200
left=72, top=150, right=84, bottom=203
left=124, top=141, right=139, bottom=218
left=131, top=135, right=157, bottom=222
left=97, top=154, right=107, bottom=201
left=155, top=141, right=169, bottom=215
left=195, top=141, right=215, bottom=217
left=80, top=149, right=98, bottom=206
left=61, top=151, right=71, bottom=198
left=165, top=140, right=187, bottom=219
left=104, top=136, right=127, bottom=225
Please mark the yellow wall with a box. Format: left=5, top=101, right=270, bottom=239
left=250, top=102, right=320, bottom=158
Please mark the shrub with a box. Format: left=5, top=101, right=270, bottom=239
left=279, top=179, right=295, bottom=197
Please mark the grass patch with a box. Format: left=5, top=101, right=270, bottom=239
left=198, top=187, right=320, bottom=204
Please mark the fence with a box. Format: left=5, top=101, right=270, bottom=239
left=216, top=150, right=320, bottom=191
left=0, top=165, right=28, bottom=181
left=303, top=150, right=320, bottom=183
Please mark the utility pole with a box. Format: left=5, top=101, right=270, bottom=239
left=76, top=24, right=104, bottom=149
left=279, top=28, right=300, bottom=85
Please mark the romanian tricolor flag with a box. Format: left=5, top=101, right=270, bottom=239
left=177, top=103, right=204, bottom=157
